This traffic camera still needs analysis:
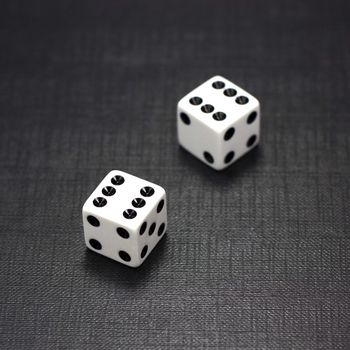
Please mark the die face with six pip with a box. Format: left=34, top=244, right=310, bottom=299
left=177, top=75, right=260, bottom=170
left=82, top=170, right=167, bottom=268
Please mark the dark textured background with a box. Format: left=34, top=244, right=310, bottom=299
left=1, top=1, right=350, bottom=349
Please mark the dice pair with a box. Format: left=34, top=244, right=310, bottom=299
left=82, top=76, right=260, bottom=267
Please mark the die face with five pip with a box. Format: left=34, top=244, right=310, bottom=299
left=177, top=75, right=260, bottom=170
left=82, top=170, right=167, bottom=268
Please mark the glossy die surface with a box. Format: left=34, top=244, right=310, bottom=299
left=82, top=170, right=167, bottom=267
left=177, top=75, right=260, bottom=170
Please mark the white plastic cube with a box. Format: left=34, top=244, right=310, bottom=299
left=82, top=170, right=167, bottom=268
left=177, top=75, right=260, bottom=170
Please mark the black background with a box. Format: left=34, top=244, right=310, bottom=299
left=1, top=1, right=350, bottom=349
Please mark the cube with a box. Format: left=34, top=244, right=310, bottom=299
left=177, top=75, right=260, bottom=170
left=82, top=170, right=167, bottom=267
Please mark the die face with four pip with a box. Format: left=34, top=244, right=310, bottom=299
left=82, top=170, right=167, bottom=268
left=177, top=75, right=260, bottom=170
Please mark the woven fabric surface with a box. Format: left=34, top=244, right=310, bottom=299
left=0, top=1, right=349, bottom=349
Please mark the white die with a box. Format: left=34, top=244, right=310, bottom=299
left=82, top=170, right=167, bottom=268
left=177, top=75, right=260, bottom=170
